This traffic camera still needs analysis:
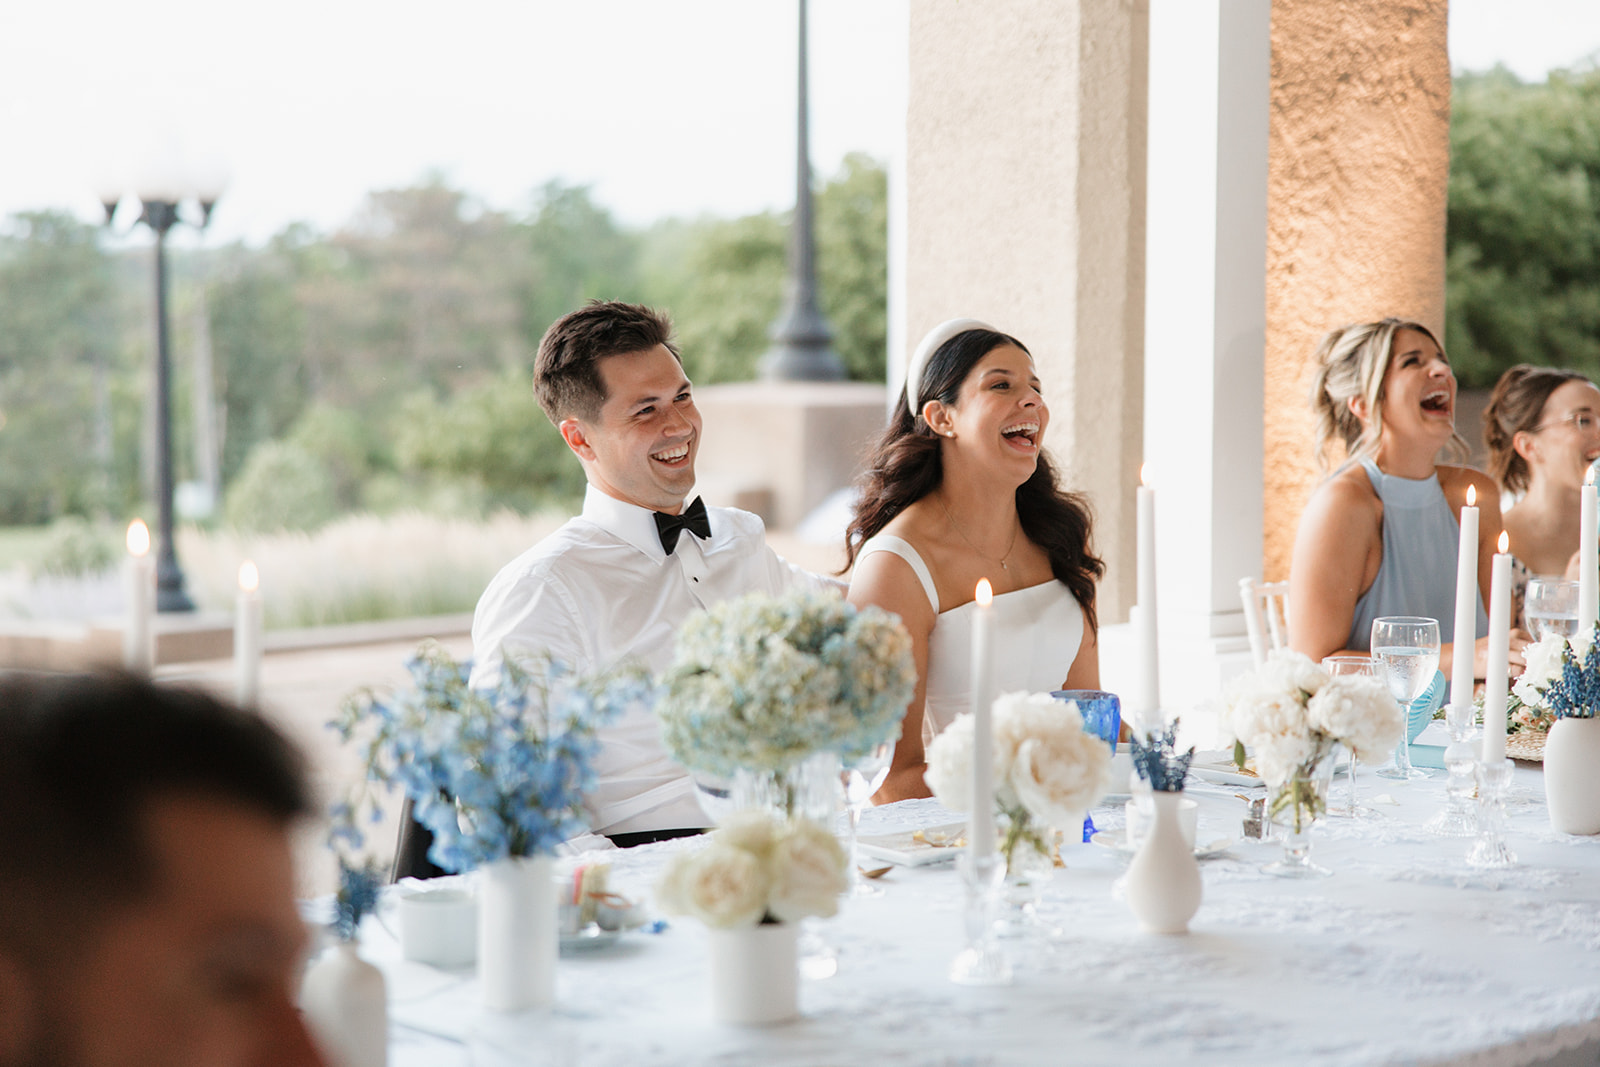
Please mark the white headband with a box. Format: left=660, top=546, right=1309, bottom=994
left=905, top=317, right=997, bottom=417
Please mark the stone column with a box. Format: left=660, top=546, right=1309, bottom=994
left=1262, top=0, right=1452, bottom=581
left=904, top=0, right=1148, bottom=622
left=1136, top=0, right=1272, bottom=711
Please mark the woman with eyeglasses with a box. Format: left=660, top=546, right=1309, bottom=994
left=1484, top=365, right=1600, bottom=625
left=1288, top=318, right=1524, bottom=686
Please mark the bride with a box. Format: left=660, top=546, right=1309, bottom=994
left=844, top=319, right=1103, bottom=802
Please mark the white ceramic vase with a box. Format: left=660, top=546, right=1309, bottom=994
left=299, top=940, right=388, bottom=1067
left=707, top=922, right=800, bottom=1025
left=1124, top=791, right=1202, bottom=934
left=1544, top=715, right=1600, bottom=835
left=479, top=854, right=558, bottom=1012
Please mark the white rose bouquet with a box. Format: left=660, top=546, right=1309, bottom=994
left=1512, top=625, right=1600, bottom=723
left=1220, top=650, right=1403, bottom=830
left=655, top=812, right=848, bottom=928
left=924, top=691, right=1113, bottom=869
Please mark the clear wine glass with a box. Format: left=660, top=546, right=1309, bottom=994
left=1371, top=616, right=1441, bottom=781
left=841, top=742, right=892, bottom=898
left=1525, top=577, right=1580, bottom=641
left=1322, top=655, right=1377, bottom=816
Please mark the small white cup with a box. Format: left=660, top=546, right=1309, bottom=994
left=1125, top=796, right=1199, bottom=850
left=397, top=887, right=477, bottom=969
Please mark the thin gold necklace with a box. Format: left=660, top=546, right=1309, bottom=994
left=939, top=494, right=1020, bottom=571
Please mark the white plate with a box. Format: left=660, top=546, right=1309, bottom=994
left=856, top=822, right=966, bottom=867
left=560, top=924, right=622, bottom=954
left=1188, top=762, right=1267, bottom=788
left=1090, top=832, right=1240, bottom=860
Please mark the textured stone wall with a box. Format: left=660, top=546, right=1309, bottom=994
left=906, top=0, right=1148, bottom=620
left=1261, top=0, right=1451, bottom=581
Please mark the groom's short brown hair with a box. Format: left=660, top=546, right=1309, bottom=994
left=533, top=301, right=680, bottom=423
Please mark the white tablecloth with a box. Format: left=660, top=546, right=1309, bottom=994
left=369, top=767, right=1600, bottom=1067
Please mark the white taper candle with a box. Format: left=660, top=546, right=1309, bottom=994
left=1451, top=484, right=1480, bottom=708
left=1483, top=532, right=1512, bottom=764
left=968, top=579, right=997, bottom=859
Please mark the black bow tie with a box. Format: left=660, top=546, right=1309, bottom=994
left=654, top=497, right=711, bottom=555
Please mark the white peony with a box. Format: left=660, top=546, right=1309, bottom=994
left=1306, top=674, right=1403, bottom=761
left=656, top=840, right=770, bottom=929
left=1260, top=649, right=1328, bottom=700
left=926, top=691, right=1113, bottom=825
left=1009, top=727, right=1113, bottom=828
left=715, top=810, right=780, bottom=861
left=1513, top=634, right=1568, bottom=708
left=924, top=712, right=978, bottom=812
left=765, top=819, right=848, bottom=923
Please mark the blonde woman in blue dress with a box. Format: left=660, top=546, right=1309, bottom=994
left=1288, top=317, right=1524, bottom=685
left=844, top=320, right=1103, bottom=802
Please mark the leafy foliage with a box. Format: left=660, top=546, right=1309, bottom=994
left=222, top=440, right=338, bottom=533
left=1447, top=67, right=1600, bottom=386
left=0, top=159, right=887, bottom=532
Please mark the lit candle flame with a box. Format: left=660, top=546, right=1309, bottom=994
left=1465, top=484, right=1476, bottom=507
left=1498, top=530, right=1510, bottom=554
left=1588, top=466, right=1596, bottom=487
left=238, top=560, right=259, bottom=593
left=976, top=578, right=993, bottom=606
left=1140, top=463, right=1151, bottom=488
left=126, top=519, right=149, bottom=557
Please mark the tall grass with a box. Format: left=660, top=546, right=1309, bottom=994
left=178, top=510, right=569, bottom=629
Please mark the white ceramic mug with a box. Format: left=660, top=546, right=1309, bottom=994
left=1126, top=796, right=1199, bottom=850
left=397, top=886, right=477, bottom=969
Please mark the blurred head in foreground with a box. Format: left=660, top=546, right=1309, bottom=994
left=0, top=670, right=325, bottom=1067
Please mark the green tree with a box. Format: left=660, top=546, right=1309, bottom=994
left=1446, top=67, right=1600, bottom=386
left=392, top=373, right=585, bottom=512
left=654, top=155, right=889, bottom=385
left=0, top=211, right=119, bottom=522
left=223, top=439, right=338, bottom=532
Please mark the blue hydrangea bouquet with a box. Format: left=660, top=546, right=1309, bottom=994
left=657, top=588, right=916, bottom=778
left=333, top=642, right=654, bottom=872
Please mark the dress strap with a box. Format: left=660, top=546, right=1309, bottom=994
left=857, top=535, right=940, bottom=614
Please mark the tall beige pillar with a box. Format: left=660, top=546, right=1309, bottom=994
left=905, top=0, right=1148, bottom=622
left=1262, top=0, right=1452, bottom=581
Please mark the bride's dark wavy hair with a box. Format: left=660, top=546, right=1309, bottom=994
left=843, top=329, right=1103, bottom=632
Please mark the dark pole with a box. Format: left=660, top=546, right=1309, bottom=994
left=142, top=198, right=195, bottom=612
left=758, top=0, right=845, bottom=382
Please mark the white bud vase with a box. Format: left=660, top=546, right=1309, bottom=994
left=479, top=854, right=558, bottom=1012
left=299, top=940, right=387, bottom=1067
left=707, top=922, right=799, bottom=1025
left=1545, top=715, right=1600, bottom=835
left=1124, top=790, right=1202, bottom=934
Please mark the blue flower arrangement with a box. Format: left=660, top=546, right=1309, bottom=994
left=1536, top=632, right=1600, bottom=720
left=332, top=860, right=383, bottom=942
left=657, top=589, right=916, bottom=777
left=332, top=642, right=652, bottom=872
left=1130, top=722, right=1195, bottom=792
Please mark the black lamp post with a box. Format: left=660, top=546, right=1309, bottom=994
left=101, top=183, right=220, bottom=613
left=759, top=0, right=846, bottom=382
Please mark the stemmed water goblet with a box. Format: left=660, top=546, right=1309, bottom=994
left=1322, top=655, right=1377, bottom=816
left=1372, top=616, right=1441, bottom=781
left=841, top=742, right=892, bottom=897
left=1525, top=577, right=1580, bottom=641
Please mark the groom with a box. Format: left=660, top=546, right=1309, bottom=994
left=451, top=301, right=826, bottom=851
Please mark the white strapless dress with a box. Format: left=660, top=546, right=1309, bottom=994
left=856, top=534, right=1086, bottom=746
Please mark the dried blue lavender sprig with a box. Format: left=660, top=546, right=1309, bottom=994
left=1546, top=625, right=1600, bottom=720
left=1129, top=722, right=1196, bottom=792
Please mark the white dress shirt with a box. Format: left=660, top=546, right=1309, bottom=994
left=469, top=484, right=826, bottom=836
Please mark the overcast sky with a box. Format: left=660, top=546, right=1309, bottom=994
left=0, top=0, right=1593, bottom=248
